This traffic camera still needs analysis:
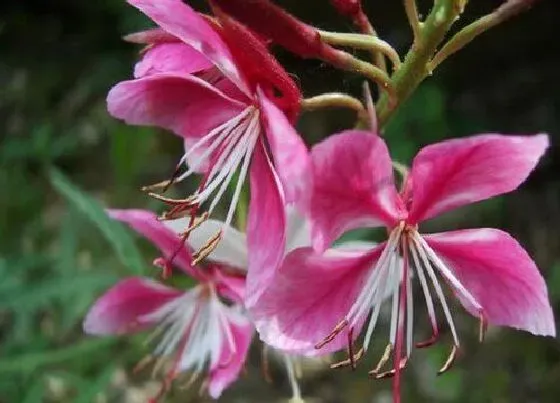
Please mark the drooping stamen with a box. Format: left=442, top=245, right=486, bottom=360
left=179, top=212, right=209, bottom=238
left=479, top=312, right=488, bottom=343
left=283, top=355, right=303, bottom=402
left=369, top=343, right=393, bottom=375
left=437, top=345, right=459, bottom=375
left=410, top=236, right=460, bottom=347
left=330, top=347, right=365, bottom=369
left=408, top=242, right=439, bottom=348
left=374, top=357, right=408, bottom=379
left=315, top=319, right=348, bottom=349
left=192, top=231, right=222, bottom=265
left=261, top=344, right=274, bottom=383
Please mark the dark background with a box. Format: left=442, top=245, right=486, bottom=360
left=1, top=1, right=559, bottom=402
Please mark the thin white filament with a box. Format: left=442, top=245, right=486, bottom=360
left=416, top=235, right=483, bottom=313
left=283, top=355, right=302, bottom=401
left=409, top=241, right=438, bottom=332
left=411, top=236, right=460, bottom=345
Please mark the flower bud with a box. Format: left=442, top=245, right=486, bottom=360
left=209, top=0, right=345, bottom=65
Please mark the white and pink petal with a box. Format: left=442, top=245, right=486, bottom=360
left=424, top=228, right=555, bottom=336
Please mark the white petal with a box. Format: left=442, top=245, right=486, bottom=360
left=285, top=206, right=312, bottom=252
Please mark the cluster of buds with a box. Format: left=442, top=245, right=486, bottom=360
left=84, top=1, right=553, bottom=402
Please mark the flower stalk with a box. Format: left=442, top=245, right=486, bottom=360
left=376, top=0, right=465, bottom=127
left=429, top=0, right=541, bottom=70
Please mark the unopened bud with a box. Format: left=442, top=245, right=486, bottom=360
left=209, top=0, right=345, bottom=65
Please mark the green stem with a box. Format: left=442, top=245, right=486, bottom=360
left=376, top=0, right=464, bottom=128
left=430, top=0, right=537, bottom=71
left=319, top=31, right=402, bottom=70
left=301, top=93, right=369, bottom=126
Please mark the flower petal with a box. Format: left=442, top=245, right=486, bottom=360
left=83, top=277, right=181, bottom=335
left=107, top=74, right=246, bottom=139
left=108, top=209, right=195, bottom=276
left=245, top=139, right=286, bottom=307
left=208, top=308, right=253, bottom=398
left=408, top=134, right=549, bottom=223
left=252, top=245, right=383, bottom=354
left=134, top=42, right=212, bottom=78
left=128, top=0, right=250, bottom=94
left=425, top=228, right=555, bottom=336
left=258, top=89, right=309, bottom=204
left=285, top=206, right=312, bottom=252
left=309, top=131, right=402, bottom=251
left=164, top=218, right=248, bottom=270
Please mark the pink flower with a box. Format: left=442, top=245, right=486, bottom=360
left=83, top=210, right=252, bottom=399
left=252, top=131, right=555, bottom=393
left=107, top=0, right=308, bottom=257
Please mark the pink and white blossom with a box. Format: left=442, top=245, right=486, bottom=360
left=252, top=131, right=555, bottom=391
left=84, top=210, right=252, bottom=399
left=107, top=0, right=308, bottom=261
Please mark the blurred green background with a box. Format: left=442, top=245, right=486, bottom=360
left=1, top=0, right=559, bottom=402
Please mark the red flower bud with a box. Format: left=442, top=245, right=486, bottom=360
left=213, top=8, right=302, bottom=120
left=209, top=0, right=345, bottom=65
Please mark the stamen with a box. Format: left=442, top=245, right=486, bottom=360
left=416, top=235, right=482, bottom=313
left=192, top=231, right=222, bottom=265
left=411, top=236, right=460, bottom=346
left=437, top=345, right=459, bottom=375
left=374, top=357, right=408, bottom=379
left=369, top=343, right=393, bottom=375
left=479, top=311, right=488, bottom=343
left=178, top=371, right=201, bottom=390
left=283, top=355, right=302, bottom=401
left=143, top=191, right=196, bottom=207
left=133, top=355, right=154, bottom=374
left=261, top=344, right=273, bottom=383
left=179, top=212, right=209, bottom=238
left=315, top=319, right=348, bottom=349
left=330, top=347, right=365, bottom=369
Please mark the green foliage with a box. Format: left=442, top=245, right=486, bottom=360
left=49, top=168, right=146, bottom=275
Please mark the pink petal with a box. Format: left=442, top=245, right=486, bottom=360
left=212, top=267, right=247, bottom=304
left=408, top=134, right=549, bottom=223
left=252, top=245, right=384, bottom=354
left=107, top=74, right=246, bottom=139
left=309, top=131, right=402, bottom=251
left=83, top=277, right=180, bottom=335
left=208, top=310, right=253, bottom=398
left=245, top=139, right=286, bottom=308
left=425, top=229, right=555, bottom=336
left=134, top=42, right=212, bottom=78
left=128, top=0, right=250, bottom=95
left=258, top=89, right=309, bottom=204
left=124, top=28, right=178, bottom=44
left=108, top=209, right=196, bottom=276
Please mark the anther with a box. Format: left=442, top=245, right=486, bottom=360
left=315, top=320, right=349, bottom=349
left=179, top=371, right=201, bottom=390
left=133, top=355, right=154, bottom=374
left=369, top=343, right=393, bottom=375
left=180, top=212, right=209, bottom=238
left=330, top=347, right=364, bottom=370
left=374, top=357, right=408, bottom=379
left=416, top=332, right=439, bottom=349
left=478, top=311, right=487, bottom=343
left=145, top=192, right=197, bottom=206
left=437, top=345, right=459, bottom=375
left=261, top=345, right=273, bottom=383
left=192, top=231, right=222, bottom=265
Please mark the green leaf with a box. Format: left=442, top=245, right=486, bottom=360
left=0, top=338, right=117, bottom=374
left=22, top=378, right=44, bottom=403
left=48, top=168, right=145, bottom=274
